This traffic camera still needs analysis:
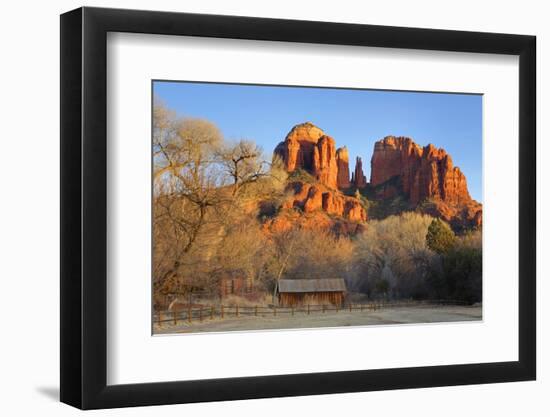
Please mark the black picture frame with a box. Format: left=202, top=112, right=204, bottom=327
left=60, top=6, right=536, bottom=410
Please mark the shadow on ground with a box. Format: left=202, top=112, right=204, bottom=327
left=36, top=386, right=59, bottom=401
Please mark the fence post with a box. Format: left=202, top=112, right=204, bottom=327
left=210, top=306, right=214, bottom=320
left=291, top=307, right=294, bottom=316
left=322, top=304, right=326, bottom=313
left=173, top=311, right=177, bottom=325
left=307, top=304, right=310, bottom=315
left=221, top=305, right=224, bottom=319
left=187, top=307, right=191, bottom=323
left=199, top=308, right=203, bottom=322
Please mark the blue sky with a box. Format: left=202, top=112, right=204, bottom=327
left=154, top=81, right=482, bottom=202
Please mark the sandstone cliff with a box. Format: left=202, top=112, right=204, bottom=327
left=271, top=124, right=481, bottom=233
left=274, top=122, right=344, bottom=190
left=370, top=136, right=482, bottom=228
left=274, top=122, right=325, bottom=172
left=271, top=123, right=367, bottom=234
left=336, top=147, right=350, bottom=189
left=312, top=135, right=338, bottom=189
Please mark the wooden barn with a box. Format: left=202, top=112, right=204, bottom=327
left=277, top=278, right=347, bottom=307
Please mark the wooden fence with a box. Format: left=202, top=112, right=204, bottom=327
left=153, top=299, right=472, bottom=326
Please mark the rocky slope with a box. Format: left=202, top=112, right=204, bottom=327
left=272, top=123, right=367, bottom=234
left=263, top=180, right=367, bottom=235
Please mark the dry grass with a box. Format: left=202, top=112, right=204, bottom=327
left=154, top=305, right=482, bottom=334
left=214, top=294, right=273, bottom=308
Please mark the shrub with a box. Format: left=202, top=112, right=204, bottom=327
left=443, top=245, right=482, bottom=303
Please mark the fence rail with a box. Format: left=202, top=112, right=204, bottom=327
left=153, top=299, right=473, bottom=326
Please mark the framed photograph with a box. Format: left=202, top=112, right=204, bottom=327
left=60, top=6, right=536, bottom=409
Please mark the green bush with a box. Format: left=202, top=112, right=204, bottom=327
left=443, top=245, right=482, bottom=303
left=426, top=218, right=456, bottom=254
left=288, top=169, right=316, bottom=184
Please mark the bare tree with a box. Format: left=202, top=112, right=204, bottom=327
left=353, top=212, right=434, bottom=298
left=152, top=101, right=224, bottom=298
left=152, top=102, right=287, bottom=305
left=263, top=228, right=354, bottom=304
left=216, top=140, right=270, bottom=196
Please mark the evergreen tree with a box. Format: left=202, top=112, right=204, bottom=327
left=426, top=218, right=456, bottom=254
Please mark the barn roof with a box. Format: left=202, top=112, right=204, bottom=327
left=278, top=279, right=346, bottom=293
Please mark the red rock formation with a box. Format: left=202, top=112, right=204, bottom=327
left=263, top=209, right=365, bottom=236
left=370, top=136, right=473, bottom=205
left=312, top=135, right=338, bottom=189
left=268, top=126, right=482, bottom=234
left=264, top=210, right=333, bottom=234
left=303, top=186, right=324, bottom=212
left=473, top=209, right=482, bottom=228
left=282, top=181, right=367, bottom=224
left=345, top=200, right=367, bottom=222
left=275, top=123, right=348, bottom=190
left=321, top=190, right=365, bottom=222
left=351, top=157, right=367, bottom=188
left=322, top=192, right=345, bottom=216
left=274, top=122, right=325, bottom=172
left=370, top=136, right=481, bottom=228
left=371, top=136, right=423, bottom=188
left=336, top=147, right=350, bottom=189
left=284, top=182, right=313, bottom=209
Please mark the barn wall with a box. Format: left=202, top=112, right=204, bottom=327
left=279, top=292, right=344, bottom=307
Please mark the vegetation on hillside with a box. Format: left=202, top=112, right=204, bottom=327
left=352, top=213, right=481, bottom=302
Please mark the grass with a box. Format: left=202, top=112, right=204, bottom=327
left=288, top=169, right=317, bottom=184
left=154, top=304, right=482, bottom=334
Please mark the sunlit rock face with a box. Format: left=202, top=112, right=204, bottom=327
left=274, top=122, right=326, bottom=173
left=274, top=123, right=344, bottom=190
left=336, top=147, right=350, bottom=189
left=370, top=136, right=481, bottom=228
left=370, top=136, right=472, bottom=205
left=272, top=126, right=481, bottom=232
